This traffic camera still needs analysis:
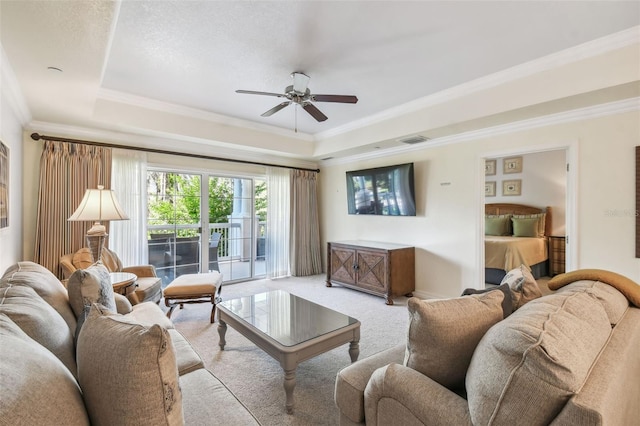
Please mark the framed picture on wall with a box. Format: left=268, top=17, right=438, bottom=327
left=485, top=159, right=496, bottom=176
left=0, top=140, right=8, bottom=229
left=503, top=156, right=523, bottom=174
left=502, top=179, right=522, bottom=196
left=485, top=181, right=496, bottom=197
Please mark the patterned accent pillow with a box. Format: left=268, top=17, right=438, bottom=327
left=461, top=283, right=514, bottom=318
left=403, top=291, right=504, bottom=391
left=67, top=263, right=116, bottom=338
left=500, top=264, right=542, bottom=309
left=76, top=304, right=183, bottom=425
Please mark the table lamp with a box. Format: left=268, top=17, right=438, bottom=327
left=68, top=185, right=129, bottom=262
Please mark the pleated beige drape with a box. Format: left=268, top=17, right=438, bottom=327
left=290, top=169, right=322, bottom=276
left=33, top=140, right=111, bottom=277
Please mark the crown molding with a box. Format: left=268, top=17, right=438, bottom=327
left=315, top=25, right=640, bottom=141
left=97, top=88, right=314, bottom=142
left=0, top=44, right=32, bottom=125
left=27, top=120, right=319, bottom=170
left=322, top=97, right=640, bottom=166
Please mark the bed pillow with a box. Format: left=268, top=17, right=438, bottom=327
left=485, top=214, right=512, bottom=235
left=511, top=217, right=539, bottom=237
left=513, top=213, right=546, bottom=237
left=485, top=216, right=511, bottom=236
left=403, top=291, right=505, bottom=391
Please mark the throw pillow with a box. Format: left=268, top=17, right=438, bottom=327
left=466, top=291, right=611, bottom=425
left=76, top=304, right=183, bottom=426
left=511, top=217, right=539, bottom=237
left=485, top=216, right=511, bottom=236
left=461, top=283, right=513, bottom=318
left=67, top=263, right=116, bottom=338
left=486, top=214, right=512, bottom=235
left=0, top=285, right=77, bottom=376
left=403, top=291, right=504, bottom=391
left=500, top=264, right=542, bottom=310
left=0, top=313, right=90, bottom=425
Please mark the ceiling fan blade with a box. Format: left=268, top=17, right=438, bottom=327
left=236, top=90, right=286, bottom=98
left=312, top=94, right=358, bottom=104
left=302, top=103, right=328, bottom=122
left=261, top=102, right=291, bottom=117
left=291, top=72, right=310, bottom=94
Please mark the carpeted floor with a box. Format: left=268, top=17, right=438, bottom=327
left=165, top=274, right=411, bottom=425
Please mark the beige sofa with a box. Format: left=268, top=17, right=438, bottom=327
left=335, top=269, right=640, bottom=425
left=0, top=261, right=260, bottom=425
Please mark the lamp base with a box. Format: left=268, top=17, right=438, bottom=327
left=86, top=234, right=106, bottom=263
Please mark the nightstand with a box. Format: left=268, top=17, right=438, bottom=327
left=549, top=236, right=566, bottom=276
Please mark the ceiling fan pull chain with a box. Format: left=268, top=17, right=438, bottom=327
left=295, top=104, right=298, bottom=133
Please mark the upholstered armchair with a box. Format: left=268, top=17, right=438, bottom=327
left=59, top=247, right=162, bottom=304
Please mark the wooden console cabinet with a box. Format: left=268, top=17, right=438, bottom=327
left=326, top=241, right=415, bottom=305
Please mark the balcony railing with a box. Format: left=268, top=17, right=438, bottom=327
left=147, top=221, right=265, bottom=285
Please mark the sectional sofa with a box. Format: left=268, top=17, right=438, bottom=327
left=0, top=261, right=260, bottom=425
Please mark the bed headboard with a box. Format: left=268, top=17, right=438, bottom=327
left=485, top=203, right=552, bottom=237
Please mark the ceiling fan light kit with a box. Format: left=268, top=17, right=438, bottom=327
left=236, top=72, right=358, bottom=127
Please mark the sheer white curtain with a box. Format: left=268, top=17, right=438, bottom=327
left=266, top=166, right=290, bottom=279
left=109, top=149, right=147, bottom=265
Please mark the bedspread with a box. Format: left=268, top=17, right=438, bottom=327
left=485, top=236, right=548, bottom=271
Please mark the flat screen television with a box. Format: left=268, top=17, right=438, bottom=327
left=346, top=163, right=416, bottom=216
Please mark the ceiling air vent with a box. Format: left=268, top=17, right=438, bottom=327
left=397, top=135, right=429, bottom=145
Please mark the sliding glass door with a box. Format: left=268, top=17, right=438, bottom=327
left=147, top=169, right=266, bottom=285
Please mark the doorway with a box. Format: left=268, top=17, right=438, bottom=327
left=480, top=143, right=577, bottom=289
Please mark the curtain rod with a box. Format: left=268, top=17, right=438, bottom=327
left=30, top=133, right=320, bottom=173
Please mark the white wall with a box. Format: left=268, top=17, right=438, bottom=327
left=0, top=87, right=24, bottom=272
left=319, top=110, right=640, bottom=299
left=486, top=150, right=566, bottom=235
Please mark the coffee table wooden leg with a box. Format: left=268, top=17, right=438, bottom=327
left=349, top=340, right=360, bottom=362
left=217, top=319, right=227, bottom=350
left=283, top=367, right=296, bottom=414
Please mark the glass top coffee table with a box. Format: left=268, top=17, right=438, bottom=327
left=217, top=289, right=360, bottom=414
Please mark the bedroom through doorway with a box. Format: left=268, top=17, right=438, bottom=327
left=482, top=148, right=570, bottom=288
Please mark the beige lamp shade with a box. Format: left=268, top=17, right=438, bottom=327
left=68, top=185, right=129, bottom=261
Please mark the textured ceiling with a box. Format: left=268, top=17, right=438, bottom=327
left=1, top=1, right=639, bottom=157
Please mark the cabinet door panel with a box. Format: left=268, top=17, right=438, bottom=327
left=330, top=248, right=356, bottom=284
left=356, top=251, right=387, bottom=292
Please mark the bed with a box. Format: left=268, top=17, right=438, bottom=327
left=485, top=203, right=551, bottom=285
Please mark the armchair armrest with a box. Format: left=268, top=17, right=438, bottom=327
left=335, top=344, right=405, bottom=424
left=365, top=363, right=472, bottom=426
left=123, top=265, right=157, bottom=278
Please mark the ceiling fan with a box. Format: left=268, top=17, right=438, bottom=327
left=236, top=72, right=358, bottom=124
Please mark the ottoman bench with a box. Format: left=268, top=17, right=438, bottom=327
left=163, top=272, right=223, bottom=323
